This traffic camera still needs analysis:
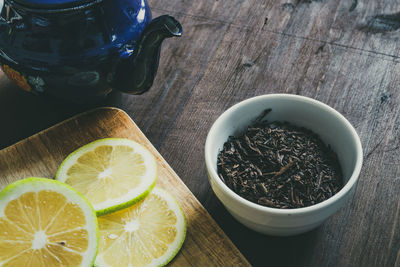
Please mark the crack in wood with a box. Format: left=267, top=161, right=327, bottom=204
left=315, top=44, right=325, bottom=54
left=365, top=137, right=385, bottom=161
left=151, top=7, right=400, bottom=63
left=380, top=93, right=390, bottom=104
left=349, top=0, right=357, bottom=12
left=263, top=17, right=268, bottom=28
left=384, top=145, right=400, bottom=153
left=364, top=13, right=400, bottom=33
left=282, top=3, right=295, bottom=12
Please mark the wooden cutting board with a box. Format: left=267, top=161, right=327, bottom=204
left=0, top=107, right=250, bottom=267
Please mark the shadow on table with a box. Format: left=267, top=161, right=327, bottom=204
left=209, top=199, right=319, bottom=267
left=0, top=78, right=125, bottom=150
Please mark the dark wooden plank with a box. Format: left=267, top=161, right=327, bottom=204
left=0, top=0, right=399, bottom=266
left=156, top=30, right=400, bottom=267
left=145, top=1, right=400, bottom=267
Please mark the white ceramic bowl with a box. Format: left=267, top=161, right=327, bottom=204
left=205, top=94, right=363, bottom=236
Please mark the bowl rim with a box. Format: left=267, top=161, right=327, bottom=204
left=205, top=93, right=363, bottom=215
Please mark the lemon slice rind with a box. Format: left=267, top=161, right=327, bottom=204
left=0, top=177, right=99, bottom=267
left=55, top=138, right=158, bottom=216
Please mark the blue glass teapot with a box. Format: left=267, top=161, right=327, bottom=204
left=0, top=0, right=182, bottom=103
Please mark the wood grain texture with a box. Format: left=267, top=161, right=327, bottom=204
left=0, top=107, right=251, bottom=267
left=0, top=0, right=399, bottom=266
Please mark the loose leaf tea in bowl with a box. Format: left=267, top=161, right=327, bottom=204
left=217, top=109, right=343, bottom=209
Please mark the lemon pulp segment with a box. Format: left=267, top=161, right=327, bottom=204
left=65, top=145, right=145, bottom=204
left=56, top=139, right=157, bottom=215
left=0, top=178, right=98, bottom=267
left=96, top=188, right=186, bottom=267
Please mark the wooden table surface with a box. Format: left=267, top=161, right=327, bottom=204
left=0, top=0, right=399, bottom=266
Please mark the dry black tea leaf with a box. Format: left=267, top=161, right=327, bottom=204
left=217, top=110, right=343, bottom=209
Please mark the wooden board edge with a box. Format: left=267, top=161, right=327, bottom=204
left=0, top=107, right=251, bottom=265
left=0, top=107, right=123, bottom=154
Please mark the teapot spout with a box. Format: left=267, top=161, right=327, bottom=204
left=113, top=15, right=182, bottom=94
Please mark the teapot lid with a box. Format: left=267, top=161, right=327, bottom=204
left=11, top=0, right=101, bottom=10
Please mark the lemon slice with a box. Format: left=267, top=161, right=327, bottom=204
left=0, top=177, right=98, bottom=267
left=56, top=138, right=157, bottom=216
left=95, top=187, right=186, bottom=267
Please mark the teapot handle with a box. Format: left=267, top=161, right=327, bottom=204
left=113, top=15, right=182, bottom=95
